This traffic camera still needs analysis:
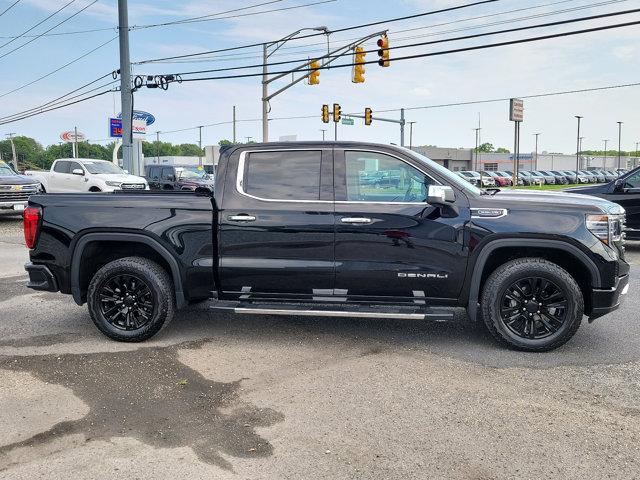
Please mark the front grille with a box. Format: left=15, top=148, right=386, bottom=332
left=0, top=185, right=37, bottom=202
left=120, top=183, right=145, bottom=190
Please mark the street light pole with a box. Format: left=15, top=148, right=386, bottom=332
left=635, top=141, right=639, bottom=168
left=575, top=116, right=582, bottom=182
left=155, top=131, right=160, bottom=163
left=533, top=133, right=540, bottom=171
left=473, top=127, right=481, bottom=171
left=320, top=129, right=326, bottom=141
left=261, top=26, right=329, bottom=143
left=198, top=125, right=203, bottom=166
left=617, top=121, right=623, bottom=170
left=602, top=139, right=608, bottom=169
left=408, top=121, right=416, bottom=150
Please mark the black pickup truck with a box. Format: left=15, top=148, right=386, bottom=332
left=23, top=142, right=629, bottom=351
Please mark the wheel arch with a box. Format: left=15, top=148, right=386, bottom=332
left=70, top=232, right=186, bottom=308
left=467, top=238, right=600, bottom=321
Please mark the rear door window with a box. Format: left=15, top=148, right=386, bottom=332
left=242, top=151, right=322, bottom=200
left=161, top=167, right=174, bottom=180
left=53, top=161, right=70, bottom=174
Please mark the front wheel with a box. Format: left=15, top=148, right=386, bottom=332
left=87, top=257, right=175, bottom=342
left=481, top=258, right=583, bottom=352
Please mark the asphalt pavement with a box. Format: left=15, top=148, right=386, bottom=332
left=1, top=210, right=640, bottom=479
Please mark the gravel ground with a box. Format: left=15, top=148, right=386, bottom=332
left=1, top=212, right=639, bottom=479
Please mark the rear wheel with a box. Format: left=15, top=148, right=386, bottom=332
left=87, top=256, right=175, bottom=342
left=481, top=258, right=583, bottom=352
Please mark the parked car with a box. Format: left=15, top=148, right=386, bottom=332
left=548, top=170, right=576, bottom=184
left=0, top=160, right=40, bottom=212
left=531, top=171, right=556, bottom=185
left=25, top=159, right=148, bottom=193
left=603, top=170, right=619, bottom=181
left=481, top=171, right=512, bottom=187
left=586, top=170, right=607, bottom=183
left=495, top=171, right=524, bottom=186
left=145, top=165, right=215, bottom=192
left=514, top=171, right=544, bottom=186
left=561, top=170, right=590, bottom=184
left=616, top=169, right=628, bottom=175
left=538, top=170, right=568, bottom=185
left=567, top=165, right=640, bottom=239
left=23, top=141, right=628, bottom=352
left=459, top=171, right=496, bottom=187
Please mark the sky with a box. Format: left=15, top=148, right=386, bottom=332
left=1, top=0, right=640, bottom=155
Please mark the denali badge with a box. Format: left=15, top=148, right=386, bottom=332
left=398, top=272, right=448, bottom=279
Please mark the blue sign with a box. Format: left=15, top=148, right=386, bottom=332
left=109, top=117, right=122, bottom=138
left=117, top=110, right=156, bottom=126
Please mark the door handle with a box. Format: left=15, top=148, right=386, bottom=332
left=228, top=214, right=256, bottom=222
left=341, top=217, right=372, bottom=224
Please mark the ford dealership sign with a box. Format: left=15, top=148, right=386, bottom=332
left=117, top=110, right=155, bottom=126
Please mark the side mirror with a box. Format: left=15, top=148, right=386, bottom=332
left=71, top=168, right=84, bottom=176
left=427, top=185, right=455, bottom=205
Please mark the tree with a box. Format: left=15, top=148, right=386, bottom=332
left=218, top=139, right=234, bottom=147
left=477, top=142, right=494, bottom=153
left=495, top=147, right=510, bottom=153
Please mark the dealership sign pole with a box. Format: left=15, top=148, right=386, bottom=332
left=510, top=98, right=524, bottom=186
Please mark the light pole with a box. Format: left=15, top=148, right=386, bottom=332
left=635, top=141, right=639, bottom=168
left=198, top=125, right=203, bottom=166
left=533, top=133, right=540, bottom=171
left=262, top=26, right=329, bottom=142
left=602, top=139, right=608, bottom=169
left=155, top=131, right=160, bottom=164
left=245, top=136, right=253, bottom=143
left=617, top=121, right=623, bottom=170
left=473, top=127, right=481, bottom=171
left=319, top=129, right=326, bottom=141
left=5, top=133, right=17, bottom=170
left=575, top=116, right=582, bottom=182
left=408, top=121, right=417, bottom=150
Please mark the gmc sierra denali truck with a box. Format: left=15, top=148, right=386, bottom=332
left=22, top=142, right=629, bottom=351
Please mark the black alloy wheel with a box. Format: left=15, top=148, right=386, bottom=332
left=98, top=274, right=155, bottom=331
left=499, top=277, right=567, bottom=340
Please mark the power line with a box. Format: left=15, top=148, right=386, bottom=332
left=0, top=0, right=21, bottom=18
left=0, top=0, right=75, bottom=50
left=0, top=36, right=118, bottom=99
left=130, top=0, right=336, bottom=30
left=0, top=0, right=99, bottom=61
left=145, top=0, right=629, bottom=65
left=154, top=8, right=640, bottom=78
left=133, top=0, right=499, bottom=65
left=158, top=18, right=640, bottom=83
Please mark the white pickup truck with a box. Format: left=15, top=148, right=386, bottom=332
left=25, top=158, right=148, bottom=193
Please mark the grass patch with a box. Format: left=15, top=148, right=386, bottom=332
left=512, top=184, right=574, bottom=191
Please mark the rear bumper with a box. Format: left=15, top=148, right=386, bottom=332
left=589, top=274, right=629, bottom=321
left=25, top=262, right=58, bottom=292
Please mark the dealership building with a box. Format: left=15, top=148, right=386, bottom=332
left=413, top=146, right=638, bottom=172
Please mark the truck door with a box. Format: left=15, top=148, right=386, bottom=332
left=161, top=167, right=176, bottom=190
left=218, top=148, right=334, bottom=300
left=67, top=161, right=87, bottom=191
left=333, top=148, right=468, bottom=302
left=604, top=169, right=640, bottom=235
left=50, top=160, right=71, bottom=192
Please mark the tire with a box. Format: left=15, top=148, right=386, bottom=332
left=87, top=256, right=175, bottom=342
left=480, top=257, right=583, bottom=352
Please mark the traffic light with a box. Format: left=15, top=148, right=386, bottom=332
left=352, top=46, right=366, bottom=83
left=322, top=104, right=330, bottom=123
left=333, top=103, right=341, bottom=123
left=377, top=35, right=390, bottom=67
left=364, top=107, right=372, bottom=126
left=309, top=60, right=320, bottom=85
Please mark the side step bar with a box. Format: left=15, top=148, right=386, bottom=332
left=211, top=301, right=455, bottom=321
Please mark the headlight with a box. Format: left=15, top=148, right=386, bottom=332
left=105, top=181, right=122, bottom=187
left=586, top=214, right=625, bottom=245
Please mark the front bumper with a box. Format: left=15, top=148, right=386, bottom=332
left=589, top=274, right=629, bottom=321
left=0, top=200, right=27, bottom=210
left=25, top=262, right=58, bottom=292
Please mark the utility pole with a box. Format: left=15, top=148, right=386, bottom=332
left=232, top=106, right=236, bottom=143
left=262, top=43, right=269, bottom=143
left=408, top=121, right=416, bottom=150
left=5, top=133, right=17, bottom=170
left=617, top=121, right=623, bottom=170
left=533, top=133, right=540, bottom=171
left=156, top=131, right=160, bottom=163
left=575, top=116, right=582, bottom=182
left=635, top=141, right=639, bottom=168
left=74, top=126, right=79, bottom=158
left=245, top=136, right=252, bottom=143
left=603, top=139, right=608, bottom=169
left=320, top=129, right=326, bottom=141
left=473, top=128, right=481, bottom=170
left=198, top=126, right=203, bottom=166
left=400, top=108, right=405, bottom=147
left=118, top=0, right=133, bottom=174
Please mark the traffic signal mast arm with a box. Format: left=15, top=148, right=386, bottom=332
left=264, top=29, right=387, bottom=102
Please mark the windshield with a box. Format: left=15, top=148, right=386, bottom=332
left=83, top=161, right=125, bottom=175
left=520, top=171, right=531, bottom=176
left=0, top=163, right=16, bottom=175
left=401, top=148, right=483, bottom=195
left=176, top=166, right=209, bottom=179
